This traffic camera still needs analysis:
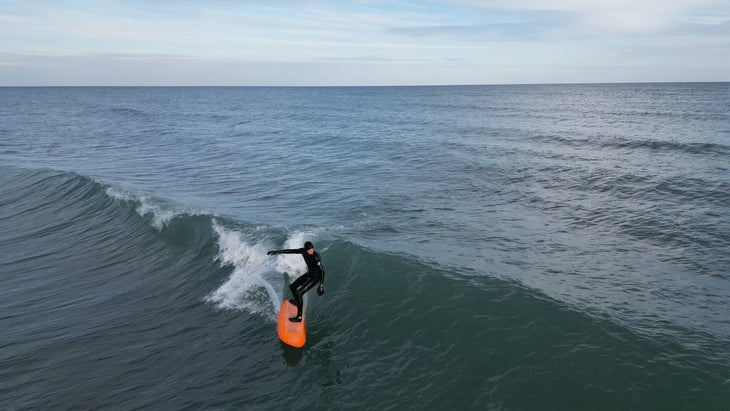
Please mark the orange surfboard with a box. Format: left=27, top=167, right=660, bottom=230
left=277, top=300, right=306, bottom=347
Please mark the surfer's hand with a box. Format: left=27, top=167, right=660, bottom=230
left=267, top=250, right=277, bottom=255
left=317, top=284, right=324, bottom=296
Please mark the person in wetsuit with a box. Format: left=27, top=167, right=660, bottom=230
left=267, top=241, right=325, bottom=322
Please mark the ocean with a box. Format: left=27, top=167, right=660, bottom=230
left=1, top=84, right=729, bottom=409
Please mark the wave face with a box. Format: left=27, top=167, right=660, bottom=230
left=2, top=84, right=730, bottom=409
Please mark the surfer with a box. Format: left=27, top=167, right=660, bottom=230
left=267, top=241, right=325, bottom=322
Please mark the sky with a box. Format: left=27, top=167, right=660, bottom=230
left=1, top=0, right=729, bottom=86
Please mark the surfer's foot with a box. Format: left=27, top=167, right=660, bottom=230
left=288, top=299, right=299, bottom=306
left=289, top=316, right=302, bottom=323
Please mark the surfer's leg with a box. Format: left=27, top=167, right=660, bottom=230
left=289, top=275, right=308, bottom=306
left=292, top=277, right=318, bottom=319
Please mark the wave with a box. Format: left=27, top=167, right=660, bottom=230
left=205, top=221, right=316, bottom=321
left=4, top=166, right=730, bottom=350
left=1, top=167, right=318, bottom=326
left=102, top=177, right=327, bottom=321
left=3, top=166, right=726, bottom=325
left=525, top=133, right=730, bottom=157
left=109, top=107, right=150, bottom=118
left=601, top=138, right=730, bottom=157
left=3, top=166, right=730, bottom=408
left=206, top=219, right=280, bottom=318
left=105, top=186, right=208, bottom=230
left=3, top=166, right=340, bottom=325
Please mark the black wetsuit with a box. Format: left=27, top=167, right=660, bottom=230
left=273, top=248, right=325, bottom=318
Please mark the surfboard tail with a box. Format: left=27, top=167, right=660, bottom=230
left=277, top=300, right=306, bottom=347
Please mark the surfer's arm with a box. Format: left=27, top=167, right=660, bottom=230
left=267, top=248, right=303, bottom=255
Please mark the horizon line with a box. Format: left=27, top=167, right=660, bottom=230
left=2, top=80, right=729, bottom=88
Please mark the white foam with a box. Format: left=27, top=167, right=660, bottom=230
left=207, top=220, right=281, bottom=320
left=106, top=186, right=198, bottom=229
left=207, top=222, right=318, bottom=321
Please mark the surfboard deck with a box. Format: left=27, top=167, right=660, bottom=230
left=277, top=300, right=306, bottom=348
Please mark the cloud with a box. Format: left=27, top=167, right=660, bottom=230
left=387, top=9, right=568, bottom=40
left=445, top=0, right=729, bottom=34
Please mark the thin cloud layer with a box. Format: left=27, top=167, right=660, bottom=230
left=0, top=0, right=728, bottom=85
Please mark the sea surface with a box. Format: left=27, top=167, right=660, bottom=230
left=1, top=84, right=729, bottom=409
